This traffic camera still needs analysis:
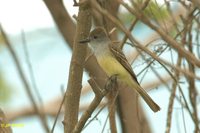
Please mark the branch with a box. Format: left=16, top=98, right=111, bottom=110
left=0, top=25, right=50, bottom=132
left=63, top=1, right=92, bottom=133
left=119, top=0, right=151, bottom=49
left=73, top=75, right=118, bottom=133
left=119, top=0, right=200, bottom=67
left=186, top=19, right=200, bottom=132
left=5, top=97, right=106, bottom=122
left=165, top=56, right=182, bottom=133
left=43, top=0, right=76, bottom=48
left=107, top=90, right=118, bottom=133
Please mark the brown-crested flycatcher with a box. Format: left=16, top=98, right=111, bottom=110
left=79, top=27, right=160, bottom=112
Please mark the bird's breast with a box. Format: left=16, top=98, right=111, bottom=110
left=96, top=55, right=130, bottom=80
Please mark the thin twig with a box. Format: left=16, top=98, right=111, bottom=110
left=51, top=85, right=66, bottom=133
left=0, top=25, right=50, bottom=132
left=165, top=56, right=182, bottom=133
left=21, top=30, right=44, bottom=113
left=187, top=18, right=200, bottom=132
left=73, top=0, right=78, bottom=6
left=119, top=0, right=151, bottom=49
left=83, top=102, right=107, bottom=129
left=118, top=0, right=200, bottom=67
left=101, top=112, right=109, bottom=133
left=180, top=95, right=187, bottom=133
left=178, top=86, right=196, bottom=126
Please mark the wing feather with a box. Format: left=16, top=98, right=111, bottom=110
left=109, top=43, right=139, bottom=84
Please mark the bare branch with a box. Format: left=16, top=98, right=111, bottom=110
left=119, top=0, right=151, bottom=49
left=73, top=75, right=118, bottom=133
left=165, top=56, right=182, bottom=133
left=119, top=0, right=200, bottom=67
left=43, top=0, right=76, bottom=48
left=63, top=1, right=92, bottom=133
left=0, top=25, right=50, bottom=132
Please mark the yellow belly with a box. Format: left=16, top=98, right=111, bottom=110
left=97, top=55, right=132, bottom=82
left=97, top=55, right=141, bottom=93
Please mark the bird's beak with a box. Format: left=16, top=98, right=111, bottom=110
left=79, top=38, right=90, bottom=44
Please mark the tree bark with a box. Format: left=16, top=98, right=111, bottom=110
left=63, top=2, right=92, bottom=133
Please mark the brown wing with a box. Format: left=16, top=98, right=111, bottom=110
left=109, top=43, right=139, bottom=84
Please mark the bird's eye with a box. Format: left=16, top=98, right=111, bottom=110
left=93, top=36, right=98, bottom=39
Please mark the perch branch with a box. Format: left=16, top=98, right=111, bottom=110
left=73, top=75, right=118, bottom=133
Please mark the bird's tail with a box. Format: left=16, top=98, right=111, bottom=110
left=133, top=83, right=161, bottom=112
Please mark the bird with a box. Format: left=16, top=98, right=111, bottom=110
left=79, top=27, right=160, bottom=112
